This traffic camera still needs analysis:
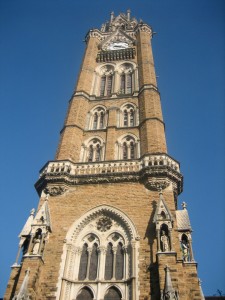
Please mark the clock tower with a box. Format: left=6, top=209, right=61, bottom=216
left=5, top=11, right=204, bottom=300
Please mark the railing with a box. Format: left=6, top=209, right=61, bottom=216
left=39, top=154, right=180, bottom=178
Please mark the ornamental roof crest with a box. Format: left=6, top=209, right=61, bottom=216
left=100, top=10, right=138, bottom=33
left=100, top=28, right=135, bottom=51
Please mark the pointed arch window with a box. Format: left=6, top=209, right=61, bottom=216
left=123, top=110, right=128, bottom=126
left=100, top=76, right=106, bottom=96
left=59, top=208, right=139, bottom=300
left=78, top=243, right=88, bottom=280
left=88, top=145, right=94, bottom=162
left=98, top=65, right=114, bottom=97
left=88, top=107, right=107, bottom=130
left=89, top=243, right=98, bottom=280
left=80, top=138, right=105, bottom=162
left=104, top=287, right=122, bottom=300
left=130, top=142, right=135, bottom=159
left=118, top=63, right=134, bottom=95
left=123, top=142, right=128, bottom=160
left=120, top=74, right=126, bottom=94
left=119, top=104, right=138, bottom=127
left=130, top=109, right=134, bottom=126
left=105, top=243, right=113, bottom=280
left=93, top=113, right=98, bottom=130
left=116, top=135, right=139, bottom=160
left=115, top=243, right=124, bottom=280
left=77, top=287, right=93, bottom=300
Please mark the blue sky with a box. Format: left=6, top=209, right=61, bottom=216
left=0, top=0, right=224, bottom=297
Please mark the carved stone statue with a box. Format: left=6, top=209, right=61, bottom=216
left=181, top=240, right=190, bottom=262
left=161, top=231, right=169, bottom=252
left=32, top=235, right=41, bottom=255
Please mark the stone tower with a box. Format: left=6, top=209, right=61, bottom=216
left=5, top=11, right=204, bottom=300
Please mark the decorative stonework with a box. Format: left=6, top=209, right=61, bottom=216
left=143, top=177, right=171, bottom=191
left=44, top=186, right=67, bottom=196
left=96, top=216, right=112, bottom=232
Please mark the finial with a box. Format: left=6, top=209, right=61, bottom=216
left=30, top=208, right=35, bottom=215
left=159, top=186, right=163, bottom=196
left=110, top=11, right=114, bottom=23
left=182, top=202, right=187, bottom=210
left=198, top=278, right=202, bottom=286
left=127, top=9, right=131, bottom=21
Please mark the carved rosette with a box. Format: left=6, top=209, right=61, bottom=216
left=96, top=216, right=112, bottom=232
left=44, top=186, right=67, bottom=196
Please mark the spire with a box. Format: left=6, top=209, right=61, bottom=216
left=153, top=190, right=173, bottom=224
left=32, top=195, right=51, bottom=231
left=127, top=9, right=131, bottom=21
left=13, top=269, right=30, bottom=300
left=19, top=209, right=35, bottom=238
left=162, top=265, right=179, bottom=299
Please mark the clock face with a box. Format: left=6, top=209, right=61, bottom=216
left=108, top=42, right=129, bottom=50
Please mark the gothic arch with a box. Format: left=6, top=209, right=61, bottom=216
left=56, top=205, right=140, bottom=300
left=118, top=102, right=139, bottom=127
left=92, top=64, right=116, bottom=97
left=67, top=204, right=138, bottom=243
left=75, top=285, right=96, bottom=300
left=115, top=133, right=140, bottom=160
left=80, top=136, right=105, bottom=162
left=104, top=285, right=123, bottom=300
left=86, top=105, right=108, bottom=130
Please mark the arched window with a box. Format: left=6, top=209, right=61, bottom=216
left=122, top=142, right=128, bottom=160
left=93, top=113, right=98, bottom=130
left=98, top=65, right=114, bottom=97
left=78, top=243, right=88, bottom=280
left=119, top=103, right=138, bottom=127
left=105, top=243, right=113, bottom=280
left=118, top=63, right=134, bottom=95
left=89, top=243, right=98, bottom=280
left=115, top=243, right=124, bottom=280
left=58, top=206, right=139, bottom=300
left=80, top=138, right=105, bottom=162
left=88, top=106, right=107, bottom=130
left=104, top=287, right=122, bottom=300
left=78, top=235, right=99, bottom=281
left=116, top=135, right=139, bottom=160
left=77, top=287, right=93, bottom=300
left=88, top=145, right=94, bottom=162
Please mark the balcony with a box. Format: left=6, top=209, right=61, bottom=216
left=36, top=154, right=183, bottom=194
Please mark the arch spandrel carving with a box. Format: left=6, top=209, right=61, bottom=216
left=66, top=205, right=139, bottom=244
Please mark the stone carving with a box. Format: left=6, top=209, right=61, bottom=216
left=161, top=231, right=169, bottom=252
left=96, top=216, right=112, bottom=232
left=32, top=235, right=41, bottom=255
left=144, top=178, right=170, bottom=191
left=44, top=186, right=67, bottom=196
left=181, top=240, right=190, bottom=262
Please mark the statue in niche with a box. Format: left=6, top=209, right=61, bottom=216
left=161, top=230, right=169, bottom=252
left=32, top=234, right=41, bottom=255
left=181, top=239, right=190, bottom=262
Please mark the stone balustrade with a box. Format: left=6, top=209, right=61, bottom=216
left=39, top=154, right=180, bottom=178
